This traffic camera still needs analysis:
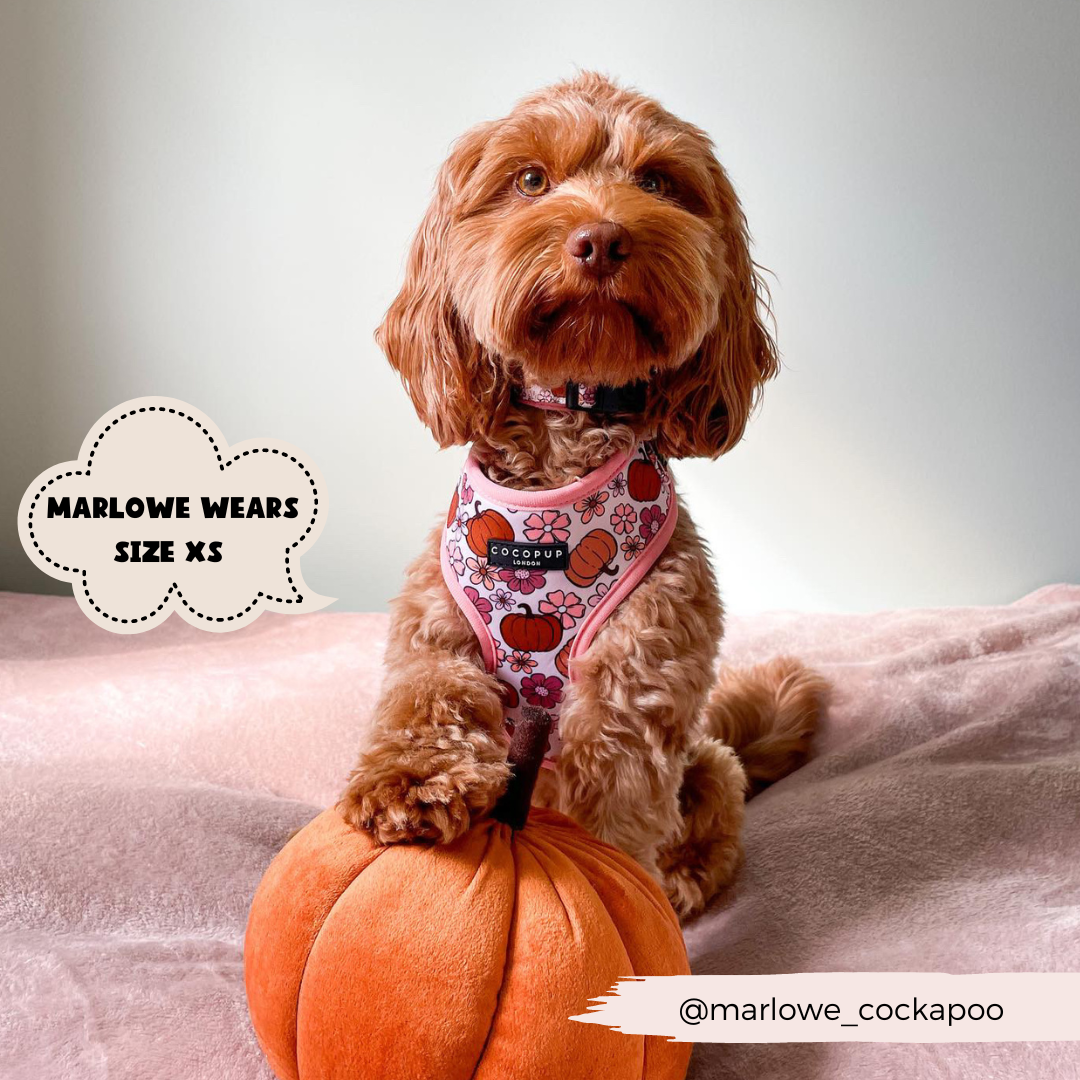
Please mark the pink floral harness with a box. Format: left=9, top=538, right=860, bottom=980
left=440, top=440, right=678, bottom=767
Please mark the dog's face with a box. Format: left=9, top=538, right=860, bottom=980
left=378, top=73, right=777, bottom=458
left=444, top=87, right=725, bottom=389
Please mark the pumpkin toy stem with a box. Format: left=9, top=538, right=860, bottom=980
left=490, top=710, right=554, bottom=831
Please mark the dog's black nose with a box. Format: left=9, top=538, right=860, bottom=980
left=565, top=221, right=632, bottom=277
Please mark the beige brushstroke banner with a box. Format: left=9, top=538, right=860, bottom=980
left=571, top=973, right=1080, bottom=1042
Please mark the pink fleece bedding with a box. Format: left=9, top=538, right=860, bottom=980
left=1, top=586, right=1078, bottom=1079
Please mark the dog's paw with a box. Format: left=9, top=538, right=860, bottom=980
left=657, top=738, right=747, bottom=918
left=338, top=726, right=509, bottom=845
left=659, top=836, right=743, bottom=918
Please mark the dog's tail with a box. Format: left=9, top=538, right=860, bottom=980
left=703, top=657, right=829, bottom=795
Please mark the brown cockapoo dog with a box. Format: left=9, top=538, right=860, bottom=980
left=339, top=73, right=827, bottom=916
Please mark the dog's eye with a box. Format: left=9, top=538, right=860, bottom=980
left=637, top=171, right=669, bottom=197
left=515, top=168, right=549, bottom=197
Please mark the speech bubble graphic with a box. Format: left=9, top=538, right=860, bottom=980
left=18, top=397, right=334, bottom=633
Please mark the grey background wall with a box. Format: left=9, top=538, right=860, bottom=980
left=2, top=0, right=1077, bottom=614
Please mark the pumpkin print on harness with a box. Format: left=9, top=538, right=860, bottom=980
left=440, top=438, right=678, bottom=765
left=555, top=636, right=574, bottom=679
left=501, top=603, right=563, bottom=653
left=627, top=445, right=663, bottom=501
left=465, top=501, right=513, bottom=557
left=497, top=679, right=520, bottom=710
left=566, top=529, right=618, bottom=588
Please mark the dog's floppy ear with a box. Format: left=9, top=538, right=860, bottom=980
left=648, top=162, right=778, bottom=459
left=376, top=121, right=504, bottom=447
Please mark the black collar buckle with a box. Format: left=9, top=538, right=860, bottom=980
left=565, top=380, right=648, bottom=415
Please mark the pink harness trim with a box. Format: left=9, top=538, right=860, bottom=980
left=440, top=440, right=678, bottom=767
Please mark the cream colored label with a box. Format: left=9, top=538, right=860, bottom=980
left=18, top=397, right=333, bottom=633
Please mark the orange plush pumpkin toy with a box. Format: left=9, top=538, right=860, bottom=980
left=244, top=713, right=692, bottom=1080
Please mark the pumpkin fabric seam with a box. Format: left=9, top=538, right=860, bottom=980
left=525, top=832, right=649, bottom=1071
left=291, top=837, right=388, bottom=1075
left=466, top=827, right=522, bottom=1080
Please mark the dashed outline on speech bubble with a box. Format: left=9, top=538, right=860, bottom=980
left=18, top=396, right=335, bottom=633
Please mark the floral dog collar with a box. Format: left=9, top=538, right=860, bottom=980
left=515, top=380, right=648, bottom=415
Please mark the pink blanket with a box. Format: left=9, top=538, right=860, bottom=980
left=1, top=586, right=1078, bottom=1079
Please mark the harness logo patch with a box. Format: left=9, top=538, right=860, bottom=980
left=486, top=540, right=569, bottom=570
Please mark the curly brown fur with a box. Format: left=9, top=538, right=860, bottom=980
left=339, top=72, right=826, bottom=915
left=706, top=657, right=830, bottom=796
left=658, top=738, right=747, bottom=916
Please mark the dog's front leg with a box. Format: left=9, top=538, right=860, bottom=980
left=338, top=529, right=510, bottom=844
left=554, top=508, right=745, bottom=916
